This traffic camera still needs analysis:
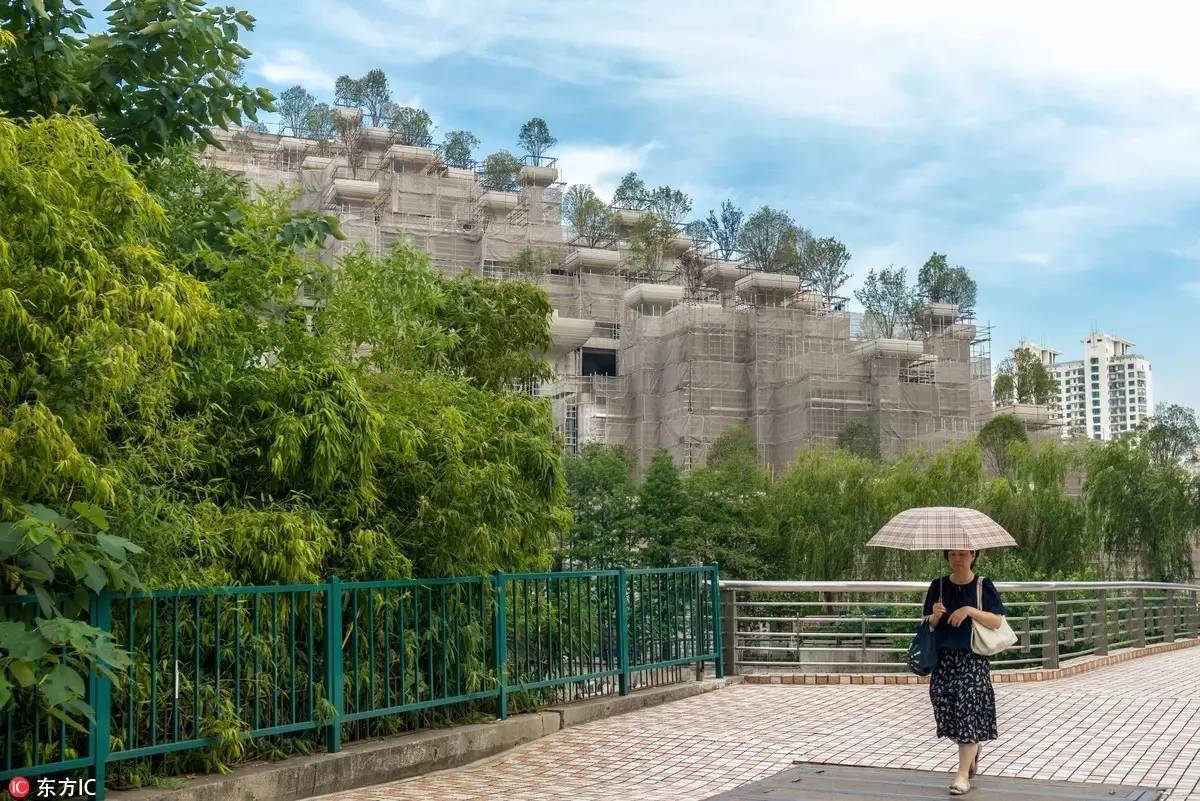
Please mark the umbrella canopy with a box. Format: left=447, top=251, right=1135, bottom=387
left=867, top=506, right=1017, bottom=551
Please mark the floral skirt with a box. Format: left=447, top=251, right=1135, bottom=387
left=929, top=649, right=998, bottom=744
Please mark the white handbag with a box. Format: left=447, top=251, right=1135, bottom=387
left=971, top=577, right=1017, bottom=656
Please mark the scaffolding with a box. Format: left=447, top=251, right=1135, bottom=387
left=203, top=125, right=995, bottom=476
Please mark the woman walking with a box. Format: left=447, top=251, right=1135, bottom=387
left=923, top=548, right=1008, bottom=795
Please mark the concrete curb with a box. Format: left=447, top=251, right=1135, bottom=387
left=738, top=636, right=1200, bottom=686
left=109, top=676, right=741, bottom=801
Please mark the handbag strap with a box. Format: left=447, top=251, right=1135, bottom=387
left=976, top=576, right=983, bottom=609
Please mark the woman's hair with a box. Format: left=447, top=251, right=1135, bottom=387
left=943, top=549, right=979, bottom=568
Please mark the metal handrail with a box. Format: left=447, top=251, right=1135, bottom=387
left=721, top=580, right=1200, bottom=593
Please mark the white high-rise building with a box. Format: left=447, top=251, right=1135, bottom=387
left=1018, top=331, right=1153, bottom=441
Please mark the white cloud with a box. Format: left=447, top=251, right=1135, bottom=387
left=255, top=49, right=335, bottom=91
left=1181, top=283, right=1200, bottom=300
left=553, top=142, right=656, bottom=200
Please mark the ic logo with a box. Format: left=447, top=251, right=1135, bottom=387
left=6, top=776, right=31, bottom=799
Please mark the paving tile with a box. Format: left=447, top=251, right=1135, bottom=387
left=308, top=647, right=1200, bottom=801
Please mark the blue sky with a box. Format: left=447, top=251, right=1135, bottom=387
left=234, top=0, right=1199, bottom=409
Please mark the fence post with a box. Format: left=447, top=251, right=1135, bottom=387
left=1165, top=589, right=1176, bottom=643
left=1134, top=588, right=1146, bottom=648
left=493, top=570, right=509, bottom=719
left=720, top=585, right=737, bottom=676
left=710, top=564, right=724, bottom=679
left=325, top=576, right=343, bottom=754
left=91, top=591, right=114, bottom=801
left=1095, top=590, right=1108, bottom=657
left=1042, top=591, right=1059, bottom=670
left=617, top=567, right=630, bottom=696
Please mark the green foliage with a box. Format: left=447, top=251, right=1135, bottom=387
left=701, top=200, right=744, bottom=260
left=563, top=445, right=640, bottom=568
left=855, top=266, right=918, bottom=339
left=563, top=184, right=617, bottom=247
left=1140, top=403, right=1200, bottom=466
left=0, top=0, right=273, bottom=156
left=626, top=212, right=676, bottom=282
left=739, top=206, right=808, bottom=275
left=332, top=69, right=391, bottom=126
left=440, top=129, right=480, bottom=169
left=277, top=85, right=315, bottom=137
left=507, top=248, right=556, bottom=283
left=1083, top=437, right=1198, bottom=581
left=835, top=420, right=881, bottom=461
left=612, top=171, right=648, bottom=209
left=302, top=102, right=336, bottom=141
left=977, top=414, right=1028, bottom=475
left=807, top=236, right=852, bottom=304
left=646, top=185, right=692, bottom=226
left=480, top=150, right=522, bottom=191
left=993, top=347, right=1059, bottom=406
left=917, top=252, right=977, bottom=314
left=387, top=106, right=434, bottom=147
left=517, top=117, right=556, bottom=160
left=640, top=451, right=685, bottom=566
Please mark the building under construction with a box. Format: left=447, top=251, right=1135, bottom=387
left=207, top=118, right=993, bottom=474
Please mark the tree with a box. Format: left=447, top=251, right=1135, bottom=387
left=517, top=117, right=556, bottom=162
left=388, top=106, right=434, bottom=147
left=917, top=252, right=977, bottom=315
left=1083, top=437, right=1198, bottom=581
left=333, top=107, right=366, bottom=177
left=993, top=347, right=1058, bottom=406
left=480, top=150, right=522, bottom=191
left=640, top=450, right=685, bottom=566
left=356, top=68, right=391, bottom=126
left=977, top=414, right=1029, bottom=475
left=507, top=248, right=556, bottom=283
left=441, top=129, right=480, bottom=169
left=739, top=206, right=807, bottom=274
left=612, top=171, right=648, bottom=209
left=562, top=445, right=640, bottom=568
left=302, top=102, right=336, bottom=142
left=646, top=186, right=692, bottom=226
left=563, top=185, right=618, bottom=247
left=626, top=212, right=676, bottom=282
left=1140, top=404, right=1200, bottom=466
left=277, top=85, right=315, bottom=137
left=808, top=236, right=852, bottom=305
left=703, top=200, right=744, bottom=260
left=0, top=0, right=274, bottom=156
left=334, top=74, right=359, bottom=107
left=835, top=420, right=881, bottom=461
left=854, top=267, right=918, bottom=338
left=678, top=249, right=708, bottom=300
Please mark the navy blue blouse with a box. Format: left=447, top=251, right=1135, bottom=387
left=922, top=575, right=1007, bottom=651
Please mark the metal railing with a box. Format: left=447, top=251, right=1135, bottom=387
left=719, top=580, right=1200, bottom=675
left=0, top=566, right=721, bottom=799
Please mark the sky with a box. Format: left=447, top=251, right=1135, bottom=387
left=234, top=0, right=1199, bottom=408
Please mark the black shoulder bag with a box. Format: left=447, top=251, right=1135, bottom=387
left=907, top=579, right=942, bottom=676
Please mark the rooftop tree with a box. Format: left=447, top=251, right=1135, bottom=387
left=993, top=347, right=1058, bottom=406
left=518, top=117, right=556, bottom=163
left=388, top=106, right=434, bottom=147
left=917, top=252, right=977, bottom=315
left=740, top=206, right=807, bottom=274
left=612, top=171, right=648, bottom=209
left=302, top=102, right=336, bottom=142
left=480, top=150, right=522, bottom=191
left=0, top=0, right=274, bottom=156
left=440, top=129, right=480, bottom=169
left=854, top=266, right=918, bottom=339
left=808, top=236, right=852, bottom=305
left=563, top=184, right=618, bottom=247
left=277, top=85, right=315, bottom=137
left=647, top=185, right=692, bottom=226
left=356, top=68, right=391, bottom=126
left=703, top=200, right=745, bottom=260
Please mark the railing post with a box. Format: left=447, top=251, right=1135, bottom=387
left=710, top=564, right=724, bottom=679
left=720, top=584, right=737, bottom=676
left=1134, top=588, right=1146, bottom=648
left=1042, top=591, right=1059, bottom=669
left=91, top=591, right=114, bottom=801
left=493, top=570, right=509, bottom=718
left=1095, top=590, right=1108, bottom=657
left=1193, top=591, right=1200, bottom=640
left=616, top=567, right=630, bottom=695
left=325, top=576, right=343, bottom=754
left=1165, top=589, right=1176, bottom=643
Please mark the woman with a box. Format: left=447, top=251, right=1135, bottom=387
left=923, top=548, right=1007, bottom=795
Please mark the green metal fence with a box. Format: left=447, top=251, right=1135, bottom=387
left=0, top=565, right=722, bottom=798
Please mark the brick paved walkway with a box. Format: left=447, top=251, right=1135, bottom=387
left=312, top=647, right=1200, bottom=801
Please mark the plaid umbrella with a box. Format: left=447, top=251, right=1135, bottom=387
left=866, top=506, right=1017, bottom=551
